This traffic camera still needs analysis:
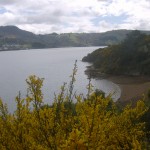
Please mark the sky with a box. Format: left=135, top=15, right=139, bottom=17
left=0, top=0, right=149, bottom=34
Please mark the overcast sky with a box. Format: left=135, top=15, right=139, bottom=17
left=0, top=0, right=149, bottom=34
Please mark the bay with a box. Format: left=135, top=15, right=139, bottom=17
left=0, top=47, right=121, bottom=112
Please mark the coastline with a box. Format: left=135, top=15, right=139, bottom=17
left=85, top=66, right=150, bottom=102
left=106, top=75, right=150, bottom=102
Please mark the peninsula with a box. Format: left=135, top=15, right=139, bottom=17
left=82, top=30, right=150, bottom=103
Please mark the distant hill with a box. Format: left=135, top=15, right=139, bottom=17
left=0, top=25, right=150, bottom=51
left=0, top=26, right=46, bottom=50
left=82, top=30, right=150, bottom=75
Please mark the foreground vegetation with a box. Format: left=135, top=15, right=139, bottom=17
left=82, top=30, right=150, bottom=75
left=0, top=71, right=150, bottom=149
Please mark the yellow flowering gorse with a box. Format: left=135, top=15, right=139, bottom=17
left=0, top=75, right=148, bottom=150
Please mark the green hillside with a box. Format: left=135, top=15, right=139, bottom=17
left=1, top=26, right=150, bottom=50
left=82, top=30, right=150, bottom=75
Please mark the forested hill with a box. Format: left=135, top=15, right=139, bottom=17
left=82, top=30, right=150, bottom=75
left=0, top=25, right=150, bottom=50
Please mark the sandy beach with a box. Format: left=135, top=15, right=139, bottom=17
left=107, top=75, right=150, bottom=102
left=85, top=67, right=150, bottom=103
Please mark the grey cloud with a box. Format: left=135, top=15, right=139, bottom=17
left=53, top=10, right=64, bottom=16
left=0, top=0, right=18, bottom=5
left=24, top=9, right=66, bottom=24
left=0, top=0, right=149, bottom=34
left=27, top=15, right=62, bottom=24
left=137, top=20, right=150, bottom=30
left=97, top=0, right=111, bottom=2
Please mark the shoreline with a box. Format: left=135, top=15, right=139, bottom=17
left=85, top=67, right=150, bottom=102
left=106, top=75, right=150, bottom=102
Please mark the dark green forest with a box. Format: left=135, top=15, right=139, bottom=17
left=82, top=30, right=150, bottom=75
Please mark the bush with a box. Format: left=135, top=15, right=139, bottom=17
left=0, top=75, right=149, bottom=149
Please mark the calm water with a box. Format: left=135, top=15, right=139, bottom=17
left=0, top=47, right=121, bottom=112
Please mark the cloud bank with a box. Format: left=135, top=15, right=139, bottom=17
left=0, top=0, right=149, bottom=34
